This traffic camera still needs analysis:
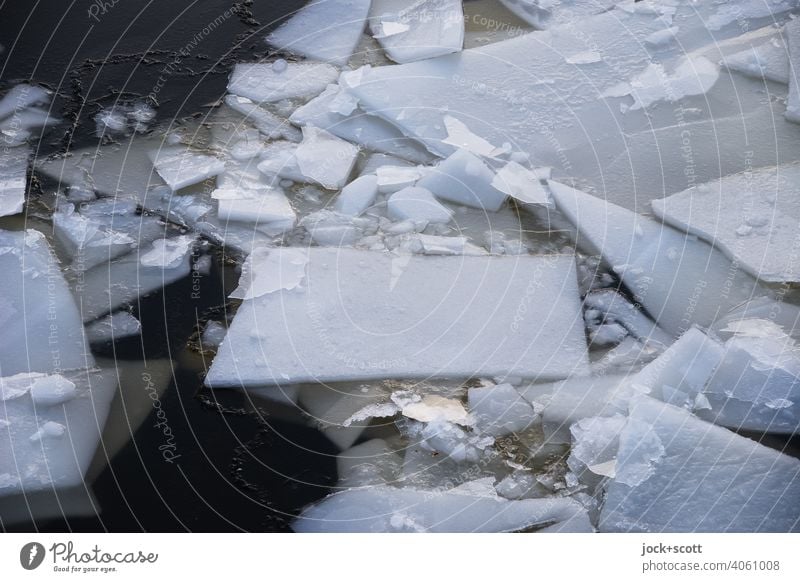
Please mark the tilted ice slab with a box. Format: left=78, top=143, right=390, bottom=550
left=293, top=480, right=590, bottom=532
left=227, top=61, right=339, bottom=103
left=369, top=0, right=464, bottom=64
left=149, top=146, right=225, bottom=191
left=549, top=181, right=766, bottom=337
left=652, top=164, right=800, bottom=283
left=498, top=0, right=619, bottom=29
left=206, top=248, right=589, bottom=387
left=722, top=25, right=790, bottom=85
left=417, top=149, right=506, bottom=211
left=599, top=396, right=800, bottom=532
left=0, top=230, right=93, bottom=376
left=52, top=198, right=165, bottom=272
left=289, top=84, right=434, bottom=163
left=72, top=234, right=198, bottom=322
left=265, top=0, right=371, bottom=66
left=343, top=2, right=800, bottom=207
left=0, top=147, right=28, bottom=217
left=0, top=369, right=117, bottom=498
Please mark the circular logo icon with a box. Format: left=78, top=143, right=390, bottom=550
left=20, top=542, right=45, bottom=570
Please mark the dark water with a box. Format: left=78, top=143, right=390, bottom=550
left=2, top=0, right=342, bottom=532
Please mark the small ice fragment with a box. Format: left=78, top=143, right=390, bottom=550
left=29, top=375, right=77, bottom=407
left=491, top=161, right=552, bottom=207
left=333, top=174, right=379, bottom=216
left=645, top=27, right=679, bottom=47
left=149, top=147, right=225, bottom=191
left=376, top=165, right=426, bottom=193
left=388, top=186, right=453, bottom=223
left=212, top=186, right=296, bottom=226
left=95, top=108, right=128, bottom=134
left=467, top=383, right=536, bottom=436
left=294, top=126, right=359, bottom=190
left=417, top=149, right=506, bottom=211
left=441, top=115, right=501, bottom=158
left=202, top=321, right=227, bottom=349
left=139, top=234, right=196, bottom=269
left=29, top=421, right=66, bottom=442
left=227, top=61, right=339, bottom=103
left=629, top=55, right=720, bottom=111
left=416, top=234, right=485, bottom=256
left=229, top=247, right=309, bottom=301
left=401, top=394, right=472, bottom=425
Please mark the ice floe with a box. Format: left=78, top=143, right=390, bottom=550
left=227, top=61, right=339, bottom=103
left=0, top=147, right=29, bottom=217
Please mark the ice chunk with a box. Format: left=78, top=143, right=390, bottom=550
left=0, top=147, right=28, bottom=217
left=212, top=186, right=296, bottom=227
left=229, top=247, right=309, bottom=301
left=583, top=290, right=673, bottom=349
left=467, top=383, right=537, bottom=436
left=293, top=482, right=589, bottom=532
left=206, top=249, right=589, bottom=387
left=0, top=369, right=117, bottom=497
left=337, top=438, right=402, bottom=487
left=519, top=375, right=634, bottom=444
left=73, top=235, right=198, bottom=321
left=265, top=0, right=371, bottom=66
left=376, top=165, right=426, bottom=193
left=723, top=28, right=790, bottom=84
left=52, top=198, right=164, bottom=272
left=653, top=163, right=800, bottom=283
left=417, top=149, right=506, bottom=211
left=289, top=84, right=433, bottom=163
left=223, top=95, right=302, bottom=141
left=498, top=0, right=619, bottom=29
left=416, top=234, right=485, bottom=256
left=627, top=55, right=720, bottom=111
left=369, top=0, right=463, bottom=64
left=599, top=396, right=800, bottom=532
left=388, top=186, right=453, bottom=223
left=440, top=116, right=503, bottom=159
left=227, top=61, right=339, bottom=103
left=549, top=181, right=765, bottom=336
left=568, top=413, right=627, bottom=488
left=333, top=174, right=379, bottom=216
left=85, top=311, right=142, bottom=343
left=201, top=321, right=227, bottom=349
left=0, top=230, right=93, bottom=375
left=295, top=126, right=359, bottom=189
left=149, top=147, right=225, bottom=191
left=491, top=161, right=552, bottom=207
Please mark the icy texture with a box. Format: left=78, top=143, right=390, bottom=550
left=265, top=0, right=371, bottom=66
left=583, top=290, right=673, bottom=349
left=0, top=230, right=93, bottom=376
left=599, top=397, right=800, bottom=532
left=227, top=62, right=339, bottom=103
left=0, top=370, right=117, bottom=497
left=0, top=147, right=28, bottom=217
left=467, top=383, right=536, bottom=436
left=293, top=481, right=589, bottom=532
left=294, top=126, right=359, bottom=189
left=723, top=27, right=790, bottom=84
left=150, top=147, right=225, bottom=191
left=343, top=2, right=800, bottom=207
left=201, top=321, right=227, bottom=349
left=85, top=312, right=142, bottom=343
left=568, top=414, right=626, bottom=485
left=212, top=186, right=296, bottom=228
left=53, top=198, right=164, bottom=272
left=207, top=248, right=589, bottom=387
left=223, top=96, right=302, bottom=142
left=786, top=18, right=800, bottom=123
left=387, top=186, right=453, bottom=223
left=290, top=84, right=433, bottom=163
left=369, top=0, right=464, bottom=64
left=498, top=0, right=618, bottom=29
left=652, top=164, right=800, bottom=283
left=417, top=149, right=506, bottom=211
left=549, top=181, right=764, bottom=336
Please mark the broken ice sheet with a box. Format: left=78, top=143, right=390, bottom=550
left=369, top=0, right=464, bottom=64
left=85, top=311, right=142, bottom=343
left=599, top=396, right=800, bottom=532
left=0, top=369, right=117, bottom=497
left=344, top=3, right=800, bottom=207
left=222, top=95, right=302, bottom=142
left=0, top=229, right=93, bottom=376
left=52, top=197, right=165, bottom=272
left=293, top=480, right=590, bottom=532
left=149, top=146, right=225, bottom=191
left=722, top=25, right=790, bottom=85
left=549, top=181, right=767, bottom=337
left=265, top=0, right=372, bottom=66
left=387, top=186, right=453, bottom=223
left=417, top=149, right=506, bottom=211
left=653, top=163, right=800, bottom=283
left=212, top=185, right=296, bottom=230
left=491, top=161, right=552, bottom=207
left=467, top=383, right=537, bottom=436
left=294, top=126, right=359, bottom=190
left=0, top=147, right=28, bottom=217
left=206, top=248, right=589, bottom=387
left=498, top=0, right=619, bottom=29
left=227, top=61, right=339, bottom=103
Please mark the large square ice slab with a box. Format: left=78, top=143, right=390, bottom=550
left=206, top=248, right=588, bottom=386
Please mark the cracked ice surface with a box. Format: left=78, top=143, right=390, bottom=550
left=206, top=248, right=589, bottom=387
